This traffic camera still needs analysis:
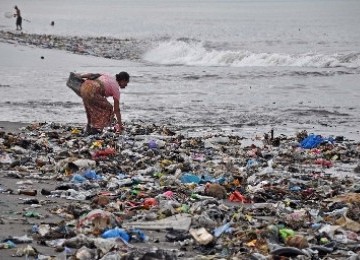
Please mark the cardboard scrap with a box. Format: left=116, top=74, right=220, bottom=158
left=189, top=227, right=214, bottom=245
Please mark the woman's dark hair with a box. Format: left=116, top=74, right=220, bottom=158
left=116, top=71, right=130, bottom=82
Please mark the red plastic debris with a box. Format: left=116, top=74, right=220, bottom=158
left=228, top=190, right=251, bottom=203
left=142, top=198, right=158, bottom=209
left=92, top=148, right=116, bottom=160
left=314, top=158, right=333, bottom=168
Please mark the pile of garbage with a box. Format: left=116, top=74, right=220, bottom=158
left=0, top=122, right=359, bottom=259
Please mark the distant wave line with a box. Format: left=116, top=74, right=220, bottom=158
left=143, top=40, right=360, bottom=69
left=1, top=30, right=359, bottom=69
left=2, top=100, right=81, bottom=108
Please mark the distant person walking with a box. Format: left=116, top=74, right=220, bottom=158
left=14, top=5, right=22, bottom=30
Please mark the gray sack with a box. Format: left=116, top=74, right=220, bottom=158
left=66, top=72, right=84, bottom=97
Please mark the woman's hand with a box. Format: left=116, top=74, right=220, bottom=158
left=115, top=123, right=124, bottom=133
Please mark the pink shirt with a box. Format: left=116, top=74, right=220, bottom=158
left=98, top=74, right=120, bottom=101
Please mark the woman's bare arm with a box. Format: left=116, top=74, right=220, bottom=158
left=113, top=98, right=123, bottom=132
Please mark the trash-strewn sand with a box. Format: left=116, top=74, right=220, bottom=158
left=0, top=144, right=186, bottom=259
left=1, top=120, right=360, bottom=259
left=0, top=122, right=75, bottom=259
left=0, top=172, right=67, bottom=259
left=1, top=173, right=180, bottom=259
left=0, top=121, right=194, bottom=259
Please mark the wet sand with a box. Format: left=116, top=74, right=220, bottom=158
left=0, top=121, right=28, bottom=134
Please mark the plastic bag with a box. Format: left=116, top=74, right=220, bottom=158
left=101, top=228, right=130, bottom=242
left=300, top=134, right=334, bottom=149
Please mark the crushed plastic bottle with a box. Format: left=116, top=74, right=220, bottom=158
left=0, top=240, right=16, bottom=249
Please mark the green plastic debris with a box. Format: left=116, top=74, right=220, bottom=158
left=23, top=211, right=40, bottom=218
left=279, top=228, right=295, bottom=240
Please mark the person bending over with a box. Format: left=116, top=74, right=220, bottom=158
left=79, top=72, right=130, bottom=135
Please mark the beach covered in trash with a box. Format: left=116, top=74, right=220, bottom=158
left=0, top=122, right=359, bottom=259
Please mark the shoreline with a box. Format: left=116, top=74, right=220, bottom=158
left=1, top=30, right=359, bottom=143
left=0, top=29, right=143, bottom=61
left=0, top=121, right=29, bottom=134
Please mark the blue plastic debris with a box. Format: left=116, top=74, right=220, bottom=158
left=300, top=134, right=334, bottom=149
left=180, top=173, right=201, bottom=184
left=214, top=222, right=232, bottom=238
left=148, top=140, right=158, bottom=149
left=83, top=170, right=102, bottom=180
left=71, top=174, right=87, bottom=183
left=101, top=227, right=130, bottom=242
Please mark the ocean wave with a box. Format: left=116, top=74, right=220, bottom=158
left=143, top=40, right=360, bottom=69
left=1, top=30, right=359, bottom=70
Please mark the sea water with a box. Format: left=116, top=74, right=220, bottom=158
left=0, top=0, right=359, bottom=139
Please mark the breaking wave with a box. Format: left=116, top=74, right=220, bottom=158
left=143, top=40, right=360, bottom=69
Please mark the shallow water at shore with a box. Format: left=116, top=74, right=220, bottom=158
left=0, top=40, right=359, bottom=141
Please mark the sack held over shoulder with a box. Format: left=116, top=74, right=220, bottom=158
left=66, top=72, right=102, bottom=97
left=66, top=72, right=101, bottom=97
left=66, top=72, right=84, bottom=97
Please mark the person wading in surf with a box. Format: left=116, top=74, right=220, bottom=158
left=14, top=6, right=22, bottom=30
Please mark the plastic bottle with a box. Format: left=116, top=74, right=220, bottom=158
left=0, top=240, right=16, bottom=249
left=18, top=189, right=37, bottom=196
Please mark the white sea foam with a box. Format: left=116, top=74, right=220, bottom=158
left=143, top=40, right=360, bottom=68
